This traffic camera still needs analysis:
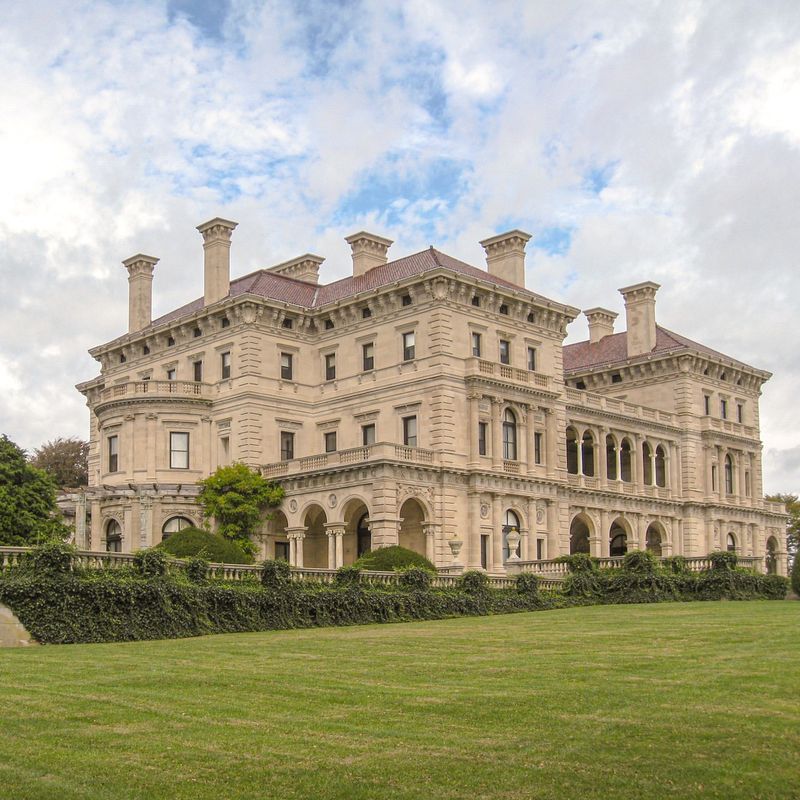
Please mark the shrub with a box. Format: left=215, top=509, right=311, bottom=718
left=515, top=572, right=539, bottom=595
left=562, top=570, right=604, bottom=599
left=334, top=565, right=361, bottom=587
left=709, top=550, right=738, bottom=571
left=791, top=555, right=800, bottom=596
left=622, top=550, right=658, bottom=574
left=24, top=541, right=77, bottom=575
left=261, top=559, right=291, bottom=589
left=555, top=553, right=598, bottom=573
left=662, top=555, right=689, bottom=574
left=156, top=527, right=252, bottom=564
left=134, top=548, right=168, bottom=578
left=184, top=557, right=209, bottom=584
left=458, top=570, right=489, bottom=594
left=399, top=567, right=432, bottom=591
left=354, top=545, right=435, bottom=572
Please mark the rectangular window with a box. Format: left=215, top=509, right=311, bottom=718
left=703, top=394, right=710, bottom=415
left=362, top=342, right=375, bottom=372
left=166, top=368, right=176, bottom=381
left=534, top=432, right=543, bottom=465
left=193, top=360, right=203, bottom=382
left=737, top=403, right=744, bottom=423
left=221, top=352, right=231, bottom=380
left=169, top=432, right=189, bottom=469
left=280, top=352, right=293, bottom=381
left=536, top=539, right=544, bottom=561
left=472, top=332, right=482, bottom=357
left=107, top=435, right=118, bottom=473
left=499, top=339, right=510, bottom=365
left=711, top=464, right=718, bottom=491
left=275, top=541, right=290, bottom=562
left=219, top=436, right=230, bottom=465
left=280, top=432, right=294, bottom=461
left=403, top=416, right=417, bottom=447
left=720, top=398, right=728, bottom=419
left=402, top=331, right=415, bottom=361
left=325, top=353, right=336, bottom=381
left=362, top=424, right=376, bottom=446
left=324, top=431, right=337, bottom=453
left=478, top=422, right=487, bottom=456
left=480, top=534, right=489, bottom=570
left=527, top=347, right=537, bottom=371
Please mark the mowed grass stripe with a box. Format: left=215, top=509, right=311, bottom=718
left=0, top=601, right=797, bottom=800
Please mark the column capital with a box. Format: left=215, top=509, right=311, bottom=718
left=286, top=527, right=307, bottom=540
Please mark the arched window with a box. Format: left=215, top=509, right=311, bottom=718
left=655, top=445, right=667, bottom=488
left=581, top=431, right=595, bottom=477
left=502, top=509, right=521, bottom=561
left=620, top=439, right=632, bottom=482
left=162, top=516, right=194, bottom=541
left=765, top=536, right=778, bottom=575
left=106, top=519, right=122, bottom=553
left=726, top=533, right=736, bottom=553
left=566, top=427, right=579, bottom=474
left=724, top=455, right=734, bottom=495
left=642, top=442, right=653, bottom=485
left=606, top=435, right=617, bottom=480
left=502, top=409, right=517, bottom=461
left=645, top=524, right=663, bottom=556
left=609, top=520, right=628, bottom=557
left=569, top=516, right=591, bottom=554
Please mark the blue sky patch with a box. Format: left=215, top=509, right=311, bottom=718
left=583, top=160, right=618, bottom=194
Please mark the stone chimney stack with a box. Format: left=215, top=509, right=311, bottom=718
left=479, top=230, right=532, bottom=288
left=122, top=254, right=159, bottom=333
left=619, top=281, right=660, bottom=357
left=197, top=217, right=238, bottom=306
left=584, top=307, right=618, bottom=344
left=345, top=231, right=393, bottom=277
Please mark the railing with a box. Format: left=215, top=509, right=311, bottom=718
left=514, top=554, right=764, bottom=576
left=565, top=387, right=675, bottom=426
left=97, top=380, right=213, bottom=404
left=700, top=416, right=758, bottom=439
left=262, top=442, right=439, bottom=478
left=469, top=358, right=552, bottom=391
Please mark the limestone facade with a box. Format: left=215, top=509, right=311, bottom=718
left=74, top=219, right=788, bottom=575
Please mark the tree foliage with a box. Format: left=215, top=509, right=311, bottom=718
left=156, top=526, right=252, bottom=564
left=30, top=436, right=89, bottom=488
left=0, top=434, right=69, bottom=546
left=766, top=493, right=799, bottom=561
left=197, top=463, right=284, bottom=556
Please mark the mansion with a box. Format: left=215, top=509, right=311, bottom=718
left=74, top=218, right=788, bottom=576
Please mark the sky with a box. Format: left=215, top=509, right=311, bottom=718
left=1, top=0, right=798, bottom=493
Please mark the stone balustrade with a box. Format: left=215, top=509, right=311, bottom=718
left=467, top=357, right=553, bottom=391
left=95, top=379, right=213, bottom=410
left=565, top=387, right=675, bottom=426
left=513, top=554, right=764, bottom=576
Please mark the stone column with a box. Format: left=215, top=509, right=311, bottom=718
left=634, top=435, right=644, bottom=487
left=545, top=500, right=559, bottom=559
left=468, top=492, right=482, bottom=569
left=90, top=499, right=102, bottom=551
left=286, top=528, right=306, bottom=567
left=544, top=408, right=557, bottom=478
left=146, top=413, right=158, bottom=481
left=716, top=446, right=724, bottom=502
left=576, top=429, right=584, bottom=476
left=336, top=530, right=344, bottom=568
left=325, top=523, right=345, bottom=569
left=649, top=448, right=657, bottom=487
left=599, top=509, right=610, bottom=558
left=738, top=452, right=747, bottom=502
left=468, top=392, right=481, bottom=465
left=491, top=398, right=502, bottom=468
left=518, top=528, right=530, bottom=561
left=615, top=442, right=622, bottom=483
left=422, top=522, right=438, bottom=564
left=517, top=411, right=527, bottom=468
left=527, top=405, right=537, bottom=475
left=139, top=495, right=153, bottom=548
left=492, top=494, right=503, bottom=571
left=75, top=493, right=87, bottom=549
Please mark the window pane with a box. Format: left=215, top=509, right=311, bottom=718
left=478, top=422, right=487, bottom=456
left=472, top=333, right=481, bottom=357
left=403, top=416, right=417, bottom=447
left=280, top=353, right=293, bottom=380
left=499, top=340, right=510, bottom=365
left=193, top=361, right=203, bottom=382
left=362, top=424, right=376, bottom=445
left=221, top=352, right=231, bottom=379
left=363, top=343, right=374, bottom=371
left=403, top=332, right=415, bottom=361
left=170, top=432, right=189, bottom=469
left=280, top=432, right=294, bottom=461
left=527, top=347, right=536, bottom=371
left=324, top=431, right=337, bottom=452
left=325, top=353, right=336, bottom=380
left=108, top=435, right=118, bottom=472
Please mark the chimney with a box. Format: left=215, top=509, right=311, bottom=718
left=479, top=230, right=532, bottom=288
left=122, top=254, right=159, bottom=333
left=584, top=307, right=618, bottom=344
left=197, top=217, right=238, bottom=306
left=619, top=281, right=660, bottom=357
left=267, top=254, right=324, bottom=285
left=345, top=231, right=393, bottom=277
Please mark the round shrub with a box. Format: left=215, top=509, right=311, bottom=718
left=515, top=572, right=539, bottom=596
left=399, top=567, right=432, bottom=591
left=334, top=565, right=361, bottom=587
left=184, top=557, right=209, bottom=584
left=134, top=548, right=168, bottom=578
left=458, top=570, right=489, bottom=594
left=709, top=550, right=738, bottom=571
left=354, top=545, right=435, bottom=572
left=156, top=527, right=252, bottom=564
left=662, top=555, right=689, bottom=574
left=622, top=550, right=657, bottom=574
left=555, top=553, right=598, bottom=573
left=25, top=542, right=76, bottom=575
left=261, top=558, right=291, bottom=589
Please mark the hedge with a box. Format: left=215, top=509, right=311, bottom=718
left=155, top=527, right=252, bottom=564
left=0, top=545, right=788, bottom=645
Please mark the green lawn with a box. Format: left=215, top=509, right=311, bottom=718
left=0, top=602, right=797, bottom=800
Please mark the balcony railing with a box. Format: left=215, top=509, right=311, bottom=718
left=565, top=387, right=675, bottom=425
left=96, top=380, right=213, bottom=405
left=467, top=358, right=552, bottom=391
left=513, top=554, right=764, bottom=577
left=261, top=442, right=439, bottom=478
left=700, top=416, right=758, bottom=439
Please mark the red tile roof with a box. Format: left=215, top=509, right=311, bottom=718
left=563, top=326, right=759, bottom=373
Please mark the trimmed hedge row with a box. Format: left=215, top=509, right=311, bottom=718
left=0, top=545, right=788, bottom=645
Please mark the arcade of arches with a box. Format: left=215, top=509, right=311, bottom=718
left=569, top=514, right=667, bottom=558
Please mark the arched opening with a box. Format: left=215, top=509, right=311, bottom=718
left=765, top=536, right=778, bottom=575
left=398, top=498, right=427, bottom=556
left=502, top=409, right=517, bottom=461
left=581, top=431, right=595, bottom=477
left=161, top=515, right=194, bottom=542
left=620, top=438, right=632, bottom=482
left=106, top=519, right=122, bottom=553
left=609, top=518, right=629, bottom=558
left=606, top=435, right=617, bottom=480
left=569, top=515, right=591, bottom=554
left=267, top=510, right=289, bottom=561
left=502, top=509, right=521, bottom=561
left=341, top=498, right=371, bottom=565
left=724, top=455, right=734, bottom=495
left=645, top=523, right=663, bottom=556
left=566, top=427, right=579, bottom=474
left=302, top=504, right=328, bottom=568
left=642, top=442, right=653, bottom=485
left=655, top=446, right=667, bottom=488
left=726, top=532, right=737, bottom=553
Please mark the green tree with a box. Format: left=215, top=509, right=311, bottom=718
left=766, top=493, right=799, bottom=562
left=197, top=463, right=284, bottom=556
left=0, top=434, right=69, bottom=545
left=30, top=436, right=89, bottom=487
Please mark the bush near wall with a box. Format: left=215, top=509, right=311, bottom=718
left=0, top=545, right=788, bottom=645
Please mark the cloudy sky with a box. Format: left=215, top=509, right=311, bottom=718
left=1, top=0, right=798, bottom=492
